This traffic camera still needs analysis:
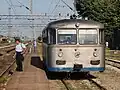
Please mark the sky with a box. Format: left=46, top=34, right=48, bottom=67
left=0, top=0, right=75, bottom=39
left=0, top=0, right=74, bottom=14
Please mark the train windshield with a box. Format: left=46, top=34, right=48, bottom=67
left=58, top=29, right=77, bottom=44
left=79, top=29, right=98, bottom=44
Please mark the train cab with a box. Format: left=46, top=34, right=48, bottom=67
left=42, top=19, right=105, bottom=72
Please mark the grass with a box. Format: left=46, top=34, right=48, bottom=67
left=106, top=49, right=120, bottom=60
left=0, top=76, right=7, bottom=84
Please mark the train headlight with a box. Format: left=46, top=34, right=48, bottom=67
left=75, top=52, right=80, bottom=58
left=93, top=52, right=98, bottom=57
left=58, top=52, right=63, bottom=57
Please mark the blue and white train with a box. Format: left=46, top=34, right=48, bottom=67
left=42, top=19, right=105, bottom=72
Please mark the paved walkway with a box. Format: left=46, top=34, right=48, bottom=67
left=6, top=46, right=50, bottom=90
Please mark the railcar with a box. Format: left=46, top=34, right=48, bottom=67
left=42, top=19, right=105, bottom=72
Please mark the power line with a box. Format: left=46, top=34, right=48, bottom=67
left=9, top=0, right=16, bottom=14
left=51, top=0, right=60, bottom=14
left=61, top=0, right=74, bottom=11
left=45, top=0, right=57, bottom=24
left=16, top=0, right=31, bottom=11
left=5, top=0, right=11, bottom=7
left=5, top=0, right=13, bottom=37
left=47, top=0, right=54, bottom=13
left=5, top=0, right=16, bottom=14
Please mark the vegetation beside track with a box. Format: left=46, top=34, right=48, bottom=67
left=0, top=76, right=7, bottom=84
left=106, top=49, right=120, bottom=60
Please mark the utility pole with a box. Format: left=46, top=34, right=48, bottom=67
left=29, top=0, right=34, bottom=39
left=30, top=0, right=33, bottom=14
left=29, top=0, right=35, bottom=40
left=8, top=7, right=12, bottom=38
left=29, top=0, right=36, bottom=52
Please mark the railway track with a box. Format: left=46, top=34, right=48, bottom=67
left=0, top=43, right=30, bottom=89
left=0, top=44, right=15, bottom=49
left=0, top=60, right=15, bottom=77
left=88, top=78, right=107, bottom=90
left=0, top=49, right=15, bottom=90
left=106, top=59, right=120, bottom=69
left=61, top=80, right=70, bottom=90
left=0, top=43, right=30, bottom=77
left=0, top=44, right=16, bottom=76
left=60, top=75, right=107, bottom=90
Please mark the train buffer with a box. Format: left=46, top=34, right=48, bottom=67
left=5, top=46, right=49, bottom=90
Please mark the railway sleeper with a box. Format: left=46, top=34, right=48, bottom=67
left=0, top=51, right=6, bottom=55
left=6, top=49, right=15, bottom=53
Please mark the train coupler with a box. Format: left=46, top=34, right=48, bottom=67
left=73, top=64, right=83, bottom=71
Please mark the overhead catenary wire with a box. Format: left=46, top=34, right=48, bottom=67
left=61, top=0, right=75, bottom=12
left=45, top=0, right=61, bottom=24
left=5, top=0, right=16, bottom=14
left=4, top=0, right=14, bottom=37
left=51, top=0, right=60, bottom=14
left=2, top=1, right=73, bottom=33
left=47, top=0, right=54, bottom=13
left=4, top=0, right=31, bottom=37
left=9, top=0, right=16, bottom=14
left=16, top=0, right=31, bottom=11
left=50, top=0, right=76, bottom=19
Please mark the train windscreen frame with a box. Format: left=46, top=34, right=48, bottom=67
left=57, top=29, right=77, bottom=45
left=79, top=29, right=98, bottom=45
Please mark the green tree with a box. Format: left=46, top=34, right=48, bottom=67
left=76, top=0, right=120, bottom=46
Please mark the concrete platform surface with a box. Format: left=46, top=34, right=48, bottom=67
left=6, top=47, right=50, bottom=90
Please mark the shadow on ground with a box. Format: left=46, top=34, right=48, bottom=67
left=30, top=56, right=96, bottom=80
left=31, top=56, right=44, bottom=70
left=46, top=72, right=96, bottom=80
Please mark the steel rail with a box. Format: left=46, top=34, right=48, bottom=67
left=61, top=79, right=71, bottom=90
left=0, top=44, right=15, bottom=49
left=106, top=59, right=120, bottom=69
left=106, top=59, right=120, bottom=64
left=88, top=78, right=107, bottom=90
left=0, top=42, right=29, bottom=77
left=0, top=60, right=15, bottom=77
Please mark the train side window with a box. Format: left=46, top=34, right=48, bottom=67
left=48, top=29, right=56, bottom=44
left=99, top=29, right=104, bottom=44
left=42, top=30, right=48, bottom=44
left=42, top=31, right=45, bottom=43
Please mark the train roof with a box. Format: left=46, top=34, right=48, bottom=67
left=45, top=19, right=104, bottom=29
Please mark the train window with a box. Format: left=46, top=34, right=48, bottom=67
left=99, top=29, right=104, bottom=44
left=42, top=30, right=48, bottom=43
left=57, top=29, right=77, bottom=44
left=79, top=29, right=98, bottom=44
left=48, top=29, right=56, bottom=44
left=42, top=31, right=45, bottom=43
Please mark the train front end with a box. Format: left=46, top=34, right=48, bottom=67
left=47, top=28, right=105, bottom=72
left=43, top=19, right=105, bottom=72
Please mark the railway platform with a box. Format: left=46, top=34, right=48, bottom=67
left=5, top=44, right=50, bottom=90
